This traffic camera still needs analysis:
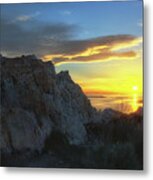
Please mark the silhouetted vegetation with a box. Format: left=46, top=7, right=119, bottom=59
left=1, top=112, right=143, bottom=169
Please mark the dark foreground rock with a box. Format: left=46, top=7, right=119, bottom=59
left=0, top=55, right=97, bottom=153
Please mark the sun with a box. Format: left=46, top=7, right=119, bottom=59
left=132, top=85, right=138, bottom=91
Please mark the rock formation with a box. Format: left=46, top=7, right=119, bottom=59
left=0, top=55, right=97, bottom=154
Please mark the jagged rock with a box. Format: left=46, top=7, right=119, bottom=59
left=99, top=108, right=123, bottom=123
left=0, top=55, right=96, bottom=154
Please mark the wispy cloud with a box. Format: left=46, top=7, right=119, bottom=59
left=137, top=20, right=143, bottom=27
left=14, top=11, right=40, bottom=22
left=43, top=35, right=142, bottom=65
left=61, top=10, right=72, bottom=16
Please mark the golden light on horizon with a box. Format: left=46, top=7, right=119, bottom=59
left=55, top=37, right=143, bottom=113
left=131, top=94, right=139, bottom=112
left=130, top=85, right=140, bottom=112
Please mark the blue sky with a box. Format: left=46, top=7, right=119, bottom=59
left=1, top=1, right=143, bottom=40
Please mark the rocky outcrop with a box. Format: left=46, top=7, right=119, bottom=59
left=98, top=108, right=124, bottom=123
left=0, top=55, right=96, bottom=154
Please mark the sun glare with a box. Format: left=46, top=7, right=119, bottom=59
left=132, top=85, right=138, bottom=91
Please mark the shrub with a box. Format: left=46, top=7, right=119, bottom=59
left=44, top=130, right=70, bottom=152
left=95, top=143, right=140, bottom=169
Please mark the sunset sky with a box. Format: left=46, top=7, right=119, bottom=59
left=1, top=1, right=143, bottom=112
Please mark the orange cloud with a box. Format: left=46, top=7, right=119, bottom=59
left=43, top=45, right=108, bottom=61
left=111, top=37, right=142, bottom=51
left=42, top=35, right=142, bottom=65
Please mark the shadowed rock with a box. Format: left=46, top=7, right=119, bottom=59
left=0, top=55, right=96, bottom=154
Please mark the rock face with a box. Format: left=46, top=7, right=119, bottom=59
left=99, top=108, right=124, bottom=123
left=0, top=55, right=96, bottom=154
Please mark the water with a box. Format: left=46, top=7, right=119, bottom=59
left=88, top=94, right=143, bottom=113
